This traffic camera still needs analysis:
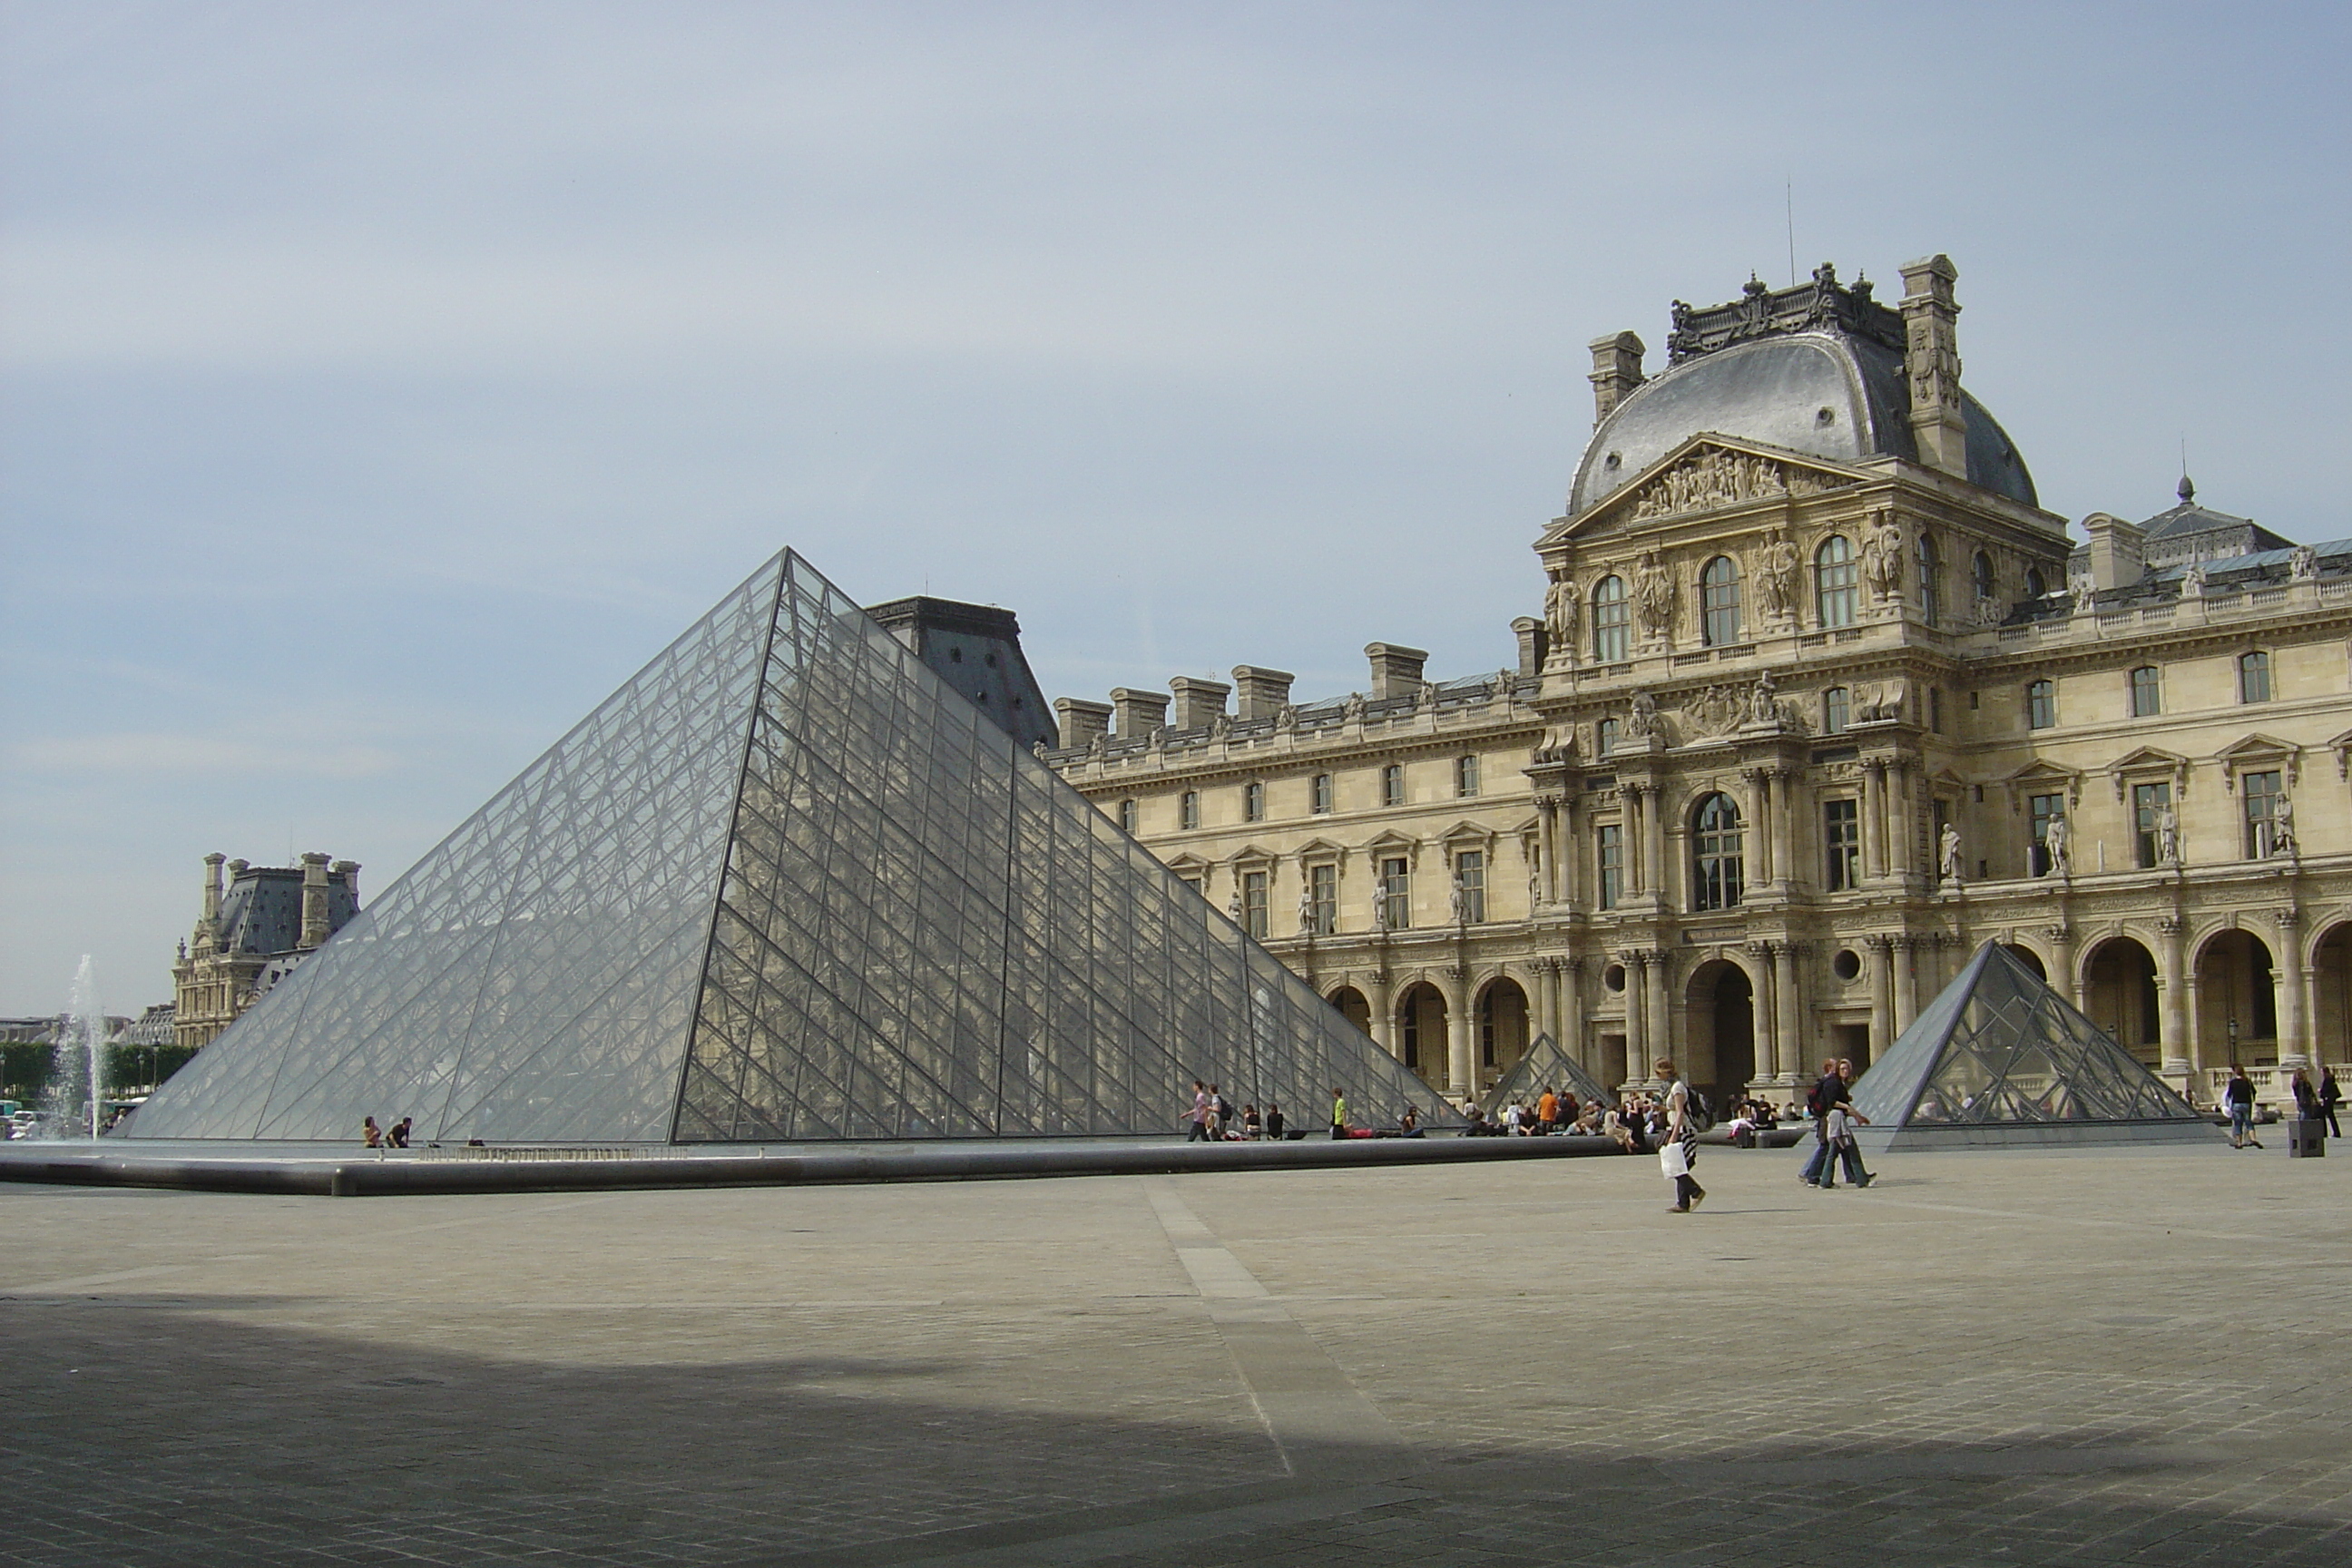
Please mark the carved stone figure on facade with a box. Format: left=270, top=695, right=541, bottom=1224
left=1210, top=713, right=1232, bottom=740
left=1343, top=691, right=1367, bottom=722
left=1448, top=874, right=1468, bottom=926
left=1416, top=679, right=1440, bottom=713
left=1544, top=576, right=1579, bottom=651
left=2270, top=794, right=2298, bottom=857
left=2154, top=801, right=2180, bottom=865
left=1494, top=670, right=1516, bottom=704
left=1973, top=593, right=2006, bottom=626
left=1274, top=703, right=1297, bottom=733
left=1861, top=512, right=1904, bottom=602
left=2042, top=813, right=2072, bottom=877
left=2179, top=563, right=2206, bottom=599
left=1746, top=669, right=1780, bottom=728
left=1756, top=528, right=1799, bottom=622
left=1938, top=823, right=1964, bottom=884
left=1032, top=740, right=1052, bottom=760
left=1370, top=885, right=1389, bottom=933
left=1228, top=888, right=1243, bottom=922
left=1086, top=730, right=1108, bottom=760
left=1298, top=882, right=1318, bottom=936
left=2291, top=545, right=2318, bottom=582
left=1633, top=551, right=1674, bottom=639
left=1625, top=689, right=1660, bottom=740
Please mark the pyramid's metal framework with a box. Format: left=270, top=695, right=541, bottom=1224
left=1849, top=943, right=2218, bottom=1149
left=131, top=550, right=1449, bottom=1143
left=1478, top=1034, right=1610, bottom=1119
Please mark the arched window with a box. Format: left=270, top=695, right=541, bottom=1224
left=1700, top=555, right=1742, bottom=646
left=2025, top=565, right=2048, bottom=598
left=1815, top=535, right=1857, bottom=628
left=2239, top=651, right=2272, bottom=704
left=1973, top=549, right=1996, bottom=603
left=1916, top=533, right=1941, bottom=625
left=2026, top=679, right=2056, bottom=730
left=1591, top=575, right=1630, bottom=662
left=2129, top=666, right=2162, bottom=718
left=1117, top=799, right=1138, bottom=834
left=1381, top=763, right=1405, bottom=808
left=1691, top=793, right=1744, bottom=911
left=1822, top=686, right=1849, bottom=734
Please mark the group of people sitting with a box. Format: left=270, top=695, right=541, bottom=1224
left=1461, top=1087, right=1800, bottom=1152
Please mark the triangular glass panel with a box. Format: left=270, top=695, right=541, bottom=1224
left=1479, top=1034, right=1611, bottom=1118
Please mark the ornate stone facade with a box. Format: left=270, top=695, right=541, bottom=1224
left=172, top=852, right=360, bottom=1049
left=1046, top=257, right=2352, bottom=1112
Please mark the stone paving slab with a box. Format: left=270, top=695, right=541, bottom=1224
left=2, top=1142, right=2346, bottom=1564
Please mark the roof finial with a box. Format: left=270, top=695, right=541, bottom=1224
left=2179, top=436, right=2193, bottom=504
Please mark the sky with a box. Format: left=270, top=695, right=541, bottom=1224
left=4, top=1, right=2348, bottom=1018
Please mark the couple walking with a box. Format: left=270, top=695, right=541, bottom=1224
left=1799, top=1059, right=1873, bottom=1189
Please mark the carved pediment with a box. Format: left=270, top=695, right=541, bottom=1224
left=1618, top=438, right=1858, bottom=524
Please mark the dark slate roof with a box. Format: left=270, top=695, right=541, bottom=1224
left=216, top=867, right=359, bottom=957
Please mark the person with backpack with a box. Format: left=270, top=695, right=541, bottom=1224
left=1798, top=1061, right=1844, bottom=1185
left=2224, top=1065, right=2261, bottom=1149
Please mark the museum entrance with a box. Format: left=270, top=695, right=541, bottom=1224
left=1681, top=958, right=1755, bottom=1105
left=1475, top=977, right=1530, bottom=1093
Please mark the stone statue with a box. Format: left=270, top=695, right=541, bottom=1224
left=1298, top=882, right=1318, bottom=935
left=1032, top=740, right=1051, bottom=759
left=1343, top=691, right=1367, bottom=722
left=1938, top=822, right=1964, bottom=883
left=1228, top=888, right=1243, bottom=922
left=2154, top=801, right=2180, bottom=865
left=1756, top=529, right=1799, bottom=621
left=1625, top=690, right=1659, bottom=740
left=2270, top=795, right=2298, bottom=857
left=1370, top=885, right=1390, bottom=932
left=1086, top=730, right=1108, bottom=760
left=1416, top=679, right=1440, bottom=713
left=1746, top=669, right=1779, bottom=727
left=1274, top=702, right=1297, bottom=733
left=2043, top=813, right=2072, bottom=877
left=1544, top=577, right=1579, bottom=648
left=1448, top=874, right=1468, bottom=925
left=2180, top=563, right=2206, bottom=599
left=1633, top=551, right=1674, bottom=638
left=1210, top=713, right=1231, bottom=740
left=1861, top=512, right=1904, bottom=602
left=2291, top=546, right=2318, bottom=582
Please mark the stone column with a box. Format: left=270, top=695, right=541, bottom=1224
left=1886, top=762, right=1913, bottom=881
left=1444, top=965, right=1475, bottom=1098
left=1640, top=786, right=1668, bottom=902
left=2158, top=915, right=2190, bottom=1073
left=1643, top=948, right=1672, bottom=1076
left=1558, top=797, right=1580, bottom=907
left=1367, top=971, right=1398, bottom=1063
left=1773, top=940, right=1804, bottom=1079
left=1747, top=940, right=1779, bottom=1084
left=1771, top=765, right=1797, bottom=891
left=1559, top=956, right=1584, bottom=1068
left=2049, top=923, right=2082, bottom=1011
left=1533, top=792, right=1562, bottom=906
left=2275, top=908, right=2309, bottom=1068
left=1743, top=769, right=1775, bottom=886
left=1893, top=935, right=1920, bottom=1033
left=1619, top=948, right=1647, bottom=1073
left=1867, top=934, right=1895, bottom=1060
left=1861, top=761, right=1886, bottom=880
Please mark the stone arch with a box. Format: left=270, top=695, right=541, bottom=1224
left=1475, top=974, right=1531, bottom=1089
left=1393, top=980, right=1448, bottom=1090
left=1326, top=985, right=1372, bottom=1037
left=2311, top=921, right=2352, bottom=1068
left=1680, top=955, right=1757, bottom=1107
left=2194, top=926, right=2278, bottom=1066
left=1999, top=942, right=2047, bottom=981
left=2081, top=934, right=2161, bottom=1066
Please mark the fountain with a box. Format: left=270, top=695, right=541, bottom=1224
left=37, top=955, right=110, bottom=1140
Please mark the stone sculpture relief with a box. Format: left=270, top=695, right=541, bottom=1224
left=1544, top=576, right=1579, bottom=650
left=1625, top=690, right=1661, bottom=740
left=1633, top=552, right=1675, bottom=639
left=1861, top=511, right=1905, bottom=603
left=1755, top=529, right=1799, bottom=622
left=1624, top=446, right=1841, bottom=522
left=1938, top=823, right=1965, bottom=883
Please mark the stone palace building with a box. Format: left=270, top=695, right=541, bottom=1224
left=172, top=852, right=361, bottom=1048
left=1042, top=256, right=2352, bottom=1112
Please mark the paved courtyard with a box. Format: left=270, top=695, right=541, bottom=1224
left=5, top=1140, right=2348, bottom=1566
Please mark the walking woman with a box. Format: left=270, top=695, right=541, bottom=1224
left=1656, top=1059, right=1705, bottom=1213
left=2322, top=1066, right=2344, bottom=1139
left=2224, top=1064, right=2262, bottom=1150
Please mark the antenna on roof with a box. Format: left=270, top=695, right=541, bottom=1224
left=1785, top=180, right=1796, bottom=288
left=2179, top=436, right=2194, bottom=505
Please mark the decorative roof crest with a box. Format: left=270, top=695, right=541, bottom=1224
left=1665, top=261, right=1904, bottom=365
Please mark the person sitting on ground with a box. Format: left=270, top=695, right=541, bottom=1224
left=1601, top=1104, right=1636, bottom=1152
left=1240, top=1102, right=1262, bottom=1140
left=1397, top=1104, right=1424, bottom=1139
left=387, top=1117, right=412, bottom=1149
left=361, top=1116, right=382, bottom=1149
left=1503, top=1099, right=1525, bottom=1134
left=1572, top=1100, right=1602, bottom=1135
left=1265, top=1102, right=1287, bottom=1141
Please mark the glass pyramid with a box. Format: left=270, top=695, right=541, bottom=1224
left=1848, top=943, right=2217, bottom=1149
left=1477, top=1034, right=1610, bottom=1119
left=131, top=550, right=1450, bottom=1144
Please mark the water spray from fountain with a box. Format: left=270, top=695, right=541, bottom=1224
left=42, top=955, right=111, bottom=1140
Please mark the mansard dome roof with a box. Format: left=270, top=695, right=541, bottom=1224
left=1569, top=268, right=2036, bottom=516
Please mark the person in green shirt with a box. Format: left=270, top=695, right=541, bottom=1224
left=1329, top=1087, right=1348, bottom=1140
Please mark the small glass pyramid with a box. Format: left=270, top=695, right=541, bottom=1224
left=131, top=550, right=1451, bottom=1143
left=1848, top=943, right=2218, bottom=1149
left=1477, top=1034, right=1610, bottom=1119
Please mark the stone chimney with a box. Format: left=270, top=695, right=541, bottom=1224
left=1511, top=617, right=1547, bottom=678
left=333, top=859, right=361, bottom=908
left=1364, top=642, right=1428, bottom=701
left=1899, top=255, right=1968, bottom=479
left=2082, top=513, right=2147, bottom=593
left=1588, top=331, right=1646, bottom=426
left=1053, top=697, right=1112, bottom=750
left=1168, top=676, right=1230, bottom=731
left=202, top=852, right=226, bottom=926
left=1230, top=665, right=1295, bottom=720
left=299, top=852, right=331, bottom=951
left=1110, top=687, right=1171, bottom=740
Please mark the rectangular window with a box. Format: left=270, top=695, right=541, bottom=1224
left=1596, top=718, right=1618, bottom=758
left=1243, top=781, right=1265, bottom=822
left=1825, top=799, right=1860, bottom=891
left=1179, top=875, right=1203, bottom=900
left=2132, top=781, right=2171, bottom=868
left=1454, top=850, right=1485, bottom=924
left=2130, top=666, right=2162, bottom=718
left=1455, top=754, right=1480, bottom=798
left=2243, top=770, right=2284, bottom=858
left=2030, top=792, right=2065, bottom=876
left=1822, top=686, right=1848, bottom=734
left=2239, top=651, right=2272, bottom=704
left=1117, top=799, right=1137, bottom=834
left=1929, top=688, right=1944, bottom=733
left=1595, top=824, right=1623, bottom=910
left=1179, top=790, right=1200, bottom=829
left=1308, top=863, right=1337, bottom=936
left=1381, top=764, right=1405, bottom=808
left=1311, top=773, right=1333, bottom=814
left=1240, top=870, right=1268, bottom=939
left=1379, top=856, right=1411, bottom=930
left=1593, top=588, right=1630, bottom=663
left=2026, top=680, right=2056, bottom=730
